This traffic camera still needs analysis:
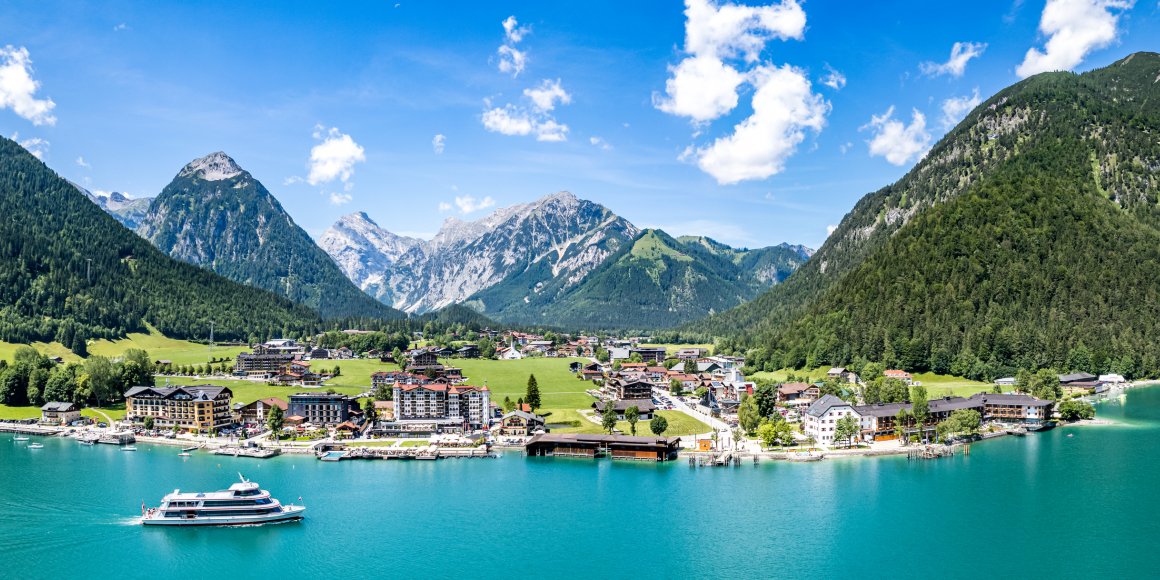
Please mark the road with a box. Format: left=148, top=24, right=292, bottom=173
left=657, top=388, right=738, bottom=450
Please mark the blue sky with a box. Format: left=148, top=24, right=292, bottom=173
left=1, top=0, right=1157, bottom=249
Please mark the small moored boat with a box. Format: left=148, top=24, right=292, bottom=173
left=121, top=446, right=138, bottom=451
left=28, top=442, right=44, bottom=449
left=13, top=435, right=29, bottom=442
left=140, top=474, right=305, bottom=527
left=177, top=452, right=191, bottom=457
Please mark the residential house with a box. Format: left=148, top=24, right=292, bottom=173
left=310, top=347, right=331, bottom=359
left=40, top=401, right=81, bottom=426
left=125, top=385, right=233, bottom=433
left=677, top=347, right=709, bottom=361
left=457, top=344, right=480, bottom=359
left=237, top=397, right=288, bottom=425
left=777, top=382, right=819, bottom=403
left=968, top=393, right=1054, bottom=423
left=884, top=370, right=913, bottom=385
left=629, top=347, right=667, bottom=364
left=803, top=394, right=860, bottom=445
left=827, top=367, right=858, bottom=384
left=610, top=379, right=653, bottom=400
left=498, top=347, right=524, bottom=360
left=497, top=410, right=546, bottom=436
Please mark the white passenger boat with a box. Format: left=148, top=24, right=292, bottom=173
left=140, top=474, right=305, bottom=526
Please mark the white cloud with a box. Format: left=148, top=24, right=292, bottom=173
left=454, top=195, right=495, bottom=214
left=657, top=0, right=824, bottom=183
left=437, top=201, right=452, bottom=212
left=13, top=133, right=48, bottom=159
left=590, top=136, right=611, bottom=150
left=502, top=15, right=530, bottom=44
left=826, top=224, right=838, bottom=236
left=524, top=79, right=571, bottom=112
left=862, top=106, right=931, bottom=166
left=684, top=0, right=806, bottom=60
left=481, top=104, right=534, bottom=136
left=920, top=42, right=987, bottom=77
left=839, top=141, right=852, bottom=154
left=655, top=55, right=746, bottom=123
left=533, top=119, right=568, bottom=142
left=307, top=126, right=365, bottom=186
left=328, top=191, right=353, bottom=206
left=432, top=133, right=445, bottom=154
left=0, top=46, right=57, bottom=126
left=820, top=64, right=846, bottom=90
left=497, top=45, right=527, bottom=77
left=76, top=156, right=90, bottom=168
left=941, top=88, right=981, bottom=129
left=482, top=84, right=571, bottom=142
left=1016, top=0, right=1133, bottom=78
left=497, top=16, right=531, bottom=77
left=113, top=23, right=128, bottom=31
left=693, top=64, right=829, bottom=184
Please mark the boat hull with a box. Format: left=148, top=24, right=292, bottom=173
left=141, top=506, right=305, bottom=527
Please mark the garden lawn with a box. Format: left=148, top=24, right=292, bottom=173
left=549, top=409, right=710, bottom=437
left=455, top=357, right=595, bottom=408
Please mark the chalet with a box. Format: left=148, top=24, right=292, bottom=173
left=409, top=350, right=440, bottom=367
left=287, top=360, right=312, bottom=375
left=374, top=400, right=394, bottom=421
left=457, top=344, right=480, bottom=359
left=883, top=370, right=913, bottom=385
left=310, top=347, right=331, bottom=359
left=803, top=394, right=859, bottom=445
left=335, top=421, right=362, bottom=437
left=335, top=346, right=354, bottom=359
left=677, top=347, right=709, bottom=360
left=40, top=401, right=81, bottom=426
left=610, top=379, right=653, bottom=400
left=580, top=364, right=604, bottom=381
left=827, top=367, right=858, bottom=383
left=853, top=402, right=912, bottom=441
left=644, top=366, right=668, bottom=383
left=591, top=399, right=655, bottom=421
left=524, top=433, right=681, bottom=461
left=778, top=382, right=819, bottom=403
left=237, top=397, right=288, bottom=425
left=498, top=410, right=546, bottom=436
left=994, top=377, right=1017, bottom=387
left=629, top=347, right=667, bottom=364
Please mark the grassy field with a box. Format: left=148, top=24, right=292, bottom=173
left=549, top=409, right=710, bottom=437
left=89, top=328, right=247, bottom=366
left=0, top=404, right=126, bottom=421
left=160, top=376, right=365, bottom=406
left=0, top=341, right=83, bottom=363
left=639, top=343, right=714, bottom=356
left=748, top=367, right=991, bottom=397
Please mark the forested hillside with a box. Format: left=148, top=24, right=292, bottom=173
left=697, top=52, right=1160, bottom=379
left=0, top=138, right=322, bottom=350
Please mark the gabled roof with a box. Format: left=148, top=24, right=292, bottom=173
left=805, top=394, right=852, bottom=418
left=41, top=401, right=78, bottom=412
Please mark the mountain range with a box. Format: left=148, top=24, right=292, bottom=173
left=0, top=136, right=322, bottom=349
left=319, top=193, right=811, bottom=328
left=76, top=187, right=154, bottom=230
left=694, top=51, right=1160, bottom=378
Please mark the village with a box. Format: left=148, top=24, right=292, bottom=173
left=9, top=328, right=1117, bottom=464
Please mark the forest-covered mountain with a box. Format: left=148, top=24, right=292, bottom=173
left=0, top=137, right=323, bottom=349
left=321, top=192, right=811, bottom=329
left=137, top=152, right=403, bottom=321
left=477, top=229, right=810, bottom=329
left=695, top=52, right=1160, bottom=379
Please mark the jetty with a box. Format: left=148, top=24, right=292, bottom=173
left=907, top=444, right=957, bottom=461
left=212, top=446, right=281, bottom=459
left=317, top=444, right=493, bottom=461
left=98, top=432, right=136, bottom=446
left=0, top=423, right=63, bottom=436
left=524, top=433, right=681, bottom=462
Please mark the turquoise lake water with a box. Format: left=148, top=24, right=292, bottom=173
left=3, top=387, right=1160, bottom=579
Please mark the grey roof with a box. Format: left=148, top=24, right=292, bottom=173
left=41, top=401, right=78, bottom=412
left=853, top=401, right=910, bottom=417
left=928, top=396, right=982, bottom=413
left=124, top=385, right=231, bottom=399
left=592, top=399, right=656, bottom=413
left=1058, top=372, right=1096, bottom=383
left=806, top=394, right=850, bottom=418
left=968, top=393, right=1053, bottom=406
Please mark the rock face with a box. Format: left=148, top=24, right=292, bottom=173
left=319, top=192, right=813, bottom=328
left=76, top=184, right=154, bottom=230
left=137, top=152, right=403, bottom=320
left=319, top=192, right=640, bottom=314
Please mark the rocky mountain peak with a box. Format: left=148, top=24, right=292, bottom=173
left=178, top=151, right=244, bottom=181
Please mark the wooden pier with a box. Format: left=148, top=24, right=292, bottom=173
left=907, top=444, right=957, bottom=461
